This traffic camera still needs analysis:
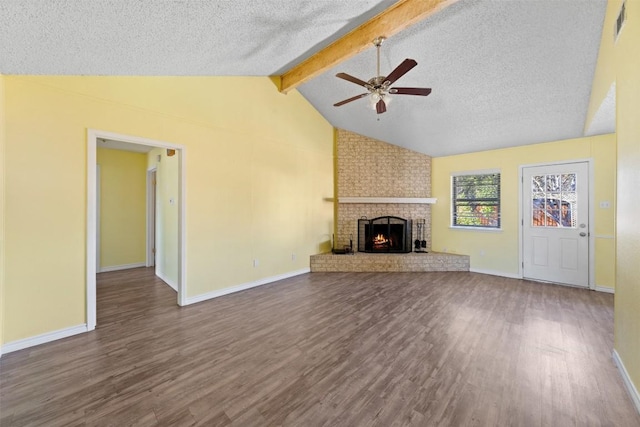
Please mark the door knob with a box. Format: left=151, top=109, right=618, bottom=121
left=579, top=232, right=587, bottom=237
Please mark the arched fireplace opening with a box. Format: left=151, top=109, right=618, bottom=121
left=358, top=216, right=412, bottom=253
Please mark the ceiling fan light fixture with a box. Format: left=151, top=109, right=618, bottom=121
left=369, top=92, right=380, bottom=108
left=368, top=92, right=391, bottom=110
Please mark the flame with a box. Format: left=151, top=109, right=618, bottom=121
left=373, top=234, right=388, bottom=244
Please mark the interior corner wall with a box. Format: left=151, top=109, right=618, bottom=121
left=335, top=129, right=432, bottom=249
left=0, top=74, right=6, bottom=350
left=609, top=0, right=640, bottom=406
left=584, top=1, right=619, bottom=132
left=2, top=76, right=334, bottom=345
left=147, top=148, right=179, bottom=288
left=431, top=133, right=616, bottom=285
left=97, top=148, right=147, bottom=270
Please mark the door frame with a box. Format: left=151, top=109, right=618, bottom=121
left=96, top=164, right=101, bottom=273
left=86, top=129, right=187, bottom=331
left=518, top=159, right=595, bottom=290
left=146, top=168, right=157, bottom=268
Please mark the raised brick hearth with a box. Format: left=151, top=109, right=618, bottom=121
left=310, top=252, right=470, bottom=272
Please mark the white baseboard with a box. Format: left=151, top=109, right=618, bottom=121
left=613, top=349, right=640, bottom=415
left=98, top=262, right=146, bottom=273
left=595, top=286, right=615, bottom=294
left=469, top=268, right=521, bottom=279
left=156, top=269, right=178, bottom=292
left=186, top=268, right=311, bottom=305
left=1, top=324, right=88, bottom=357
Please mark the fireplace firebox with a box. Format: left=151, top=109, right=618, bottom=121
left=358, top=216, right=412, bottom=253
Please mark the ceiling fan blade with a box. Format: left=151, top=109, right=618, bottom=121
left=336, top=72, right=369, bottom=87
left=376, top=99, right=386, bottom=114
left=389, top=87, right=432, bottom=96
left=383, top=59, right=418, bottom=85
left=333, top=93, right=369, bottom=107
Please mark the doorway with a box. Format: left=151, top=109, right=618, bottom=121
left=86, top=129, right=186, bottom=331
left=521, top=161, right=591, bottom=288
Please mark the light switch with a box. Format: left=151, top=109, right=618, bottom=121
left=599, top=201, right=610, bottom=209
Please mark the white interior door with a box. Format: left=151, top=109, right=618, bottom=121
left=522, top=162, right=589, bottom=287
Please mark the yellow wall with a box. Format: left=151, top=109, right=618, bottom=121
left=0, top=74, right=6, bottom=349
left=432, top=133, right=616, bottom=290
left=584, top=1, right=619, bottom=132
left=603, top=0, right=640, bottom=402
left=147, top=148, right=179, bottom=286
left=2, top=76, right=333, bottom=344
left=97, top=148, right=147, bottom=269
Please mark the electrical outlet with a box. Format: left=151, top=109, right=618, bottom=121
left=599, top=201, right=610, bottom=209
left=253, top=259, right=259, bottom=267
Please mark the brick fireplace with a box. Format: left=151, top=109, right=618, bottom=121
left=310, top=129, right=469, bottom=272
left=335, top=129, right=432, bottom=249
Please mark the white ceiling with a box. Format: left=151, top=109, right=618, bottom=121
left=97, top=138, right=154, bottom=154
left=0, top=0, right=610, bottom=157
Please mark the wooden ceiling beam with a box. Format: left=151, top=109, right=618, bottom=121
left=278, top=0, right=459, bottom=93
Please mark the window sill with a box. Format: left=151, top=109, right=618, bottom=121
left=449, top=226, right=503, bottom=232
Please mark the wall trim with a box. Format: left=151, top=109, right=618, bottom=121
left=1, top=324, right=88, bottom=356
left=595, top=286, right=615, bottom=294
left=98, top=262, right=146, bottom=273
left=469, top=268, right=522, bottom=279
left=186, top=268, right=310, bottom=305
left=595, top=234, right=615, bottom=239
left=613, top=349, right=640, bottom=415
left=156, top=269, right=178, bottom=292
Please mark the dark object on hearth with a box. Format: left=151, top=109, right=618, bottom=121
left=415, top=218, right=428, bottom=253
left=332, top=234, right=348, bottom=254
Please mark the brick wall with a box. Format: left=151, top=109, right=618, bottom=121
left=336, top=129, right=432, bottom=250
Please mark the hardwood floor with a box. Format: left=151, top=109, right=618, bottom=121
left=1, top=268, right=639, bottom=426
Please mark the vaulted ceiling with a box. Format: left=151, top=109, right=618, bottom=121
left=0, top=0, right=610, bottom=157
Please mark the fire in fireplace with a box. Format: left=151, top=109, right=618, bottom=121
left=358, top=216, right=412, bottom=253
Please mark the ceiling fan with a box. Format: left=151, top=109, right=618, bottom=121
left=333, top=36, right=431, bottom=114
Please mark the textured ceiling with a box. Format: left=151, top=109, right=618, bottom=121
left=0, top=0, right=609, bottom=157
left=0, top=0, right=395, bottom=75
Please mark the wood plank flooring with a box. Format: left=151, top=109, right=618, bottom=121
left=1, top=268, right=639, bottom=426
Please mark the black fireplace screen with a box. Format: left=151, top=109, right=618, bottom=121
left=358, top=216, right=412, bottom=253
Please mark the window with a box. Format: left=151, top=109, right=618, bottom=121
left=452, top=172, right=501, bottom=228
left=531, top=173, right=577, bottom=228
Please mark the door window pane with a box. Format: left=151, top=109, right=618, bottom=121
left=531, top=173, right=577, bottom=228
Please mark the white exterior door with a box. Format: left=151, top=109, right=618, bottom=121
left=522, top=162, right=589, bottom=287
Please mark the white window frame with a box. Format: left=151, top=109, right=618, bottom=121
left=451, top=169, right=502, bottom=230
